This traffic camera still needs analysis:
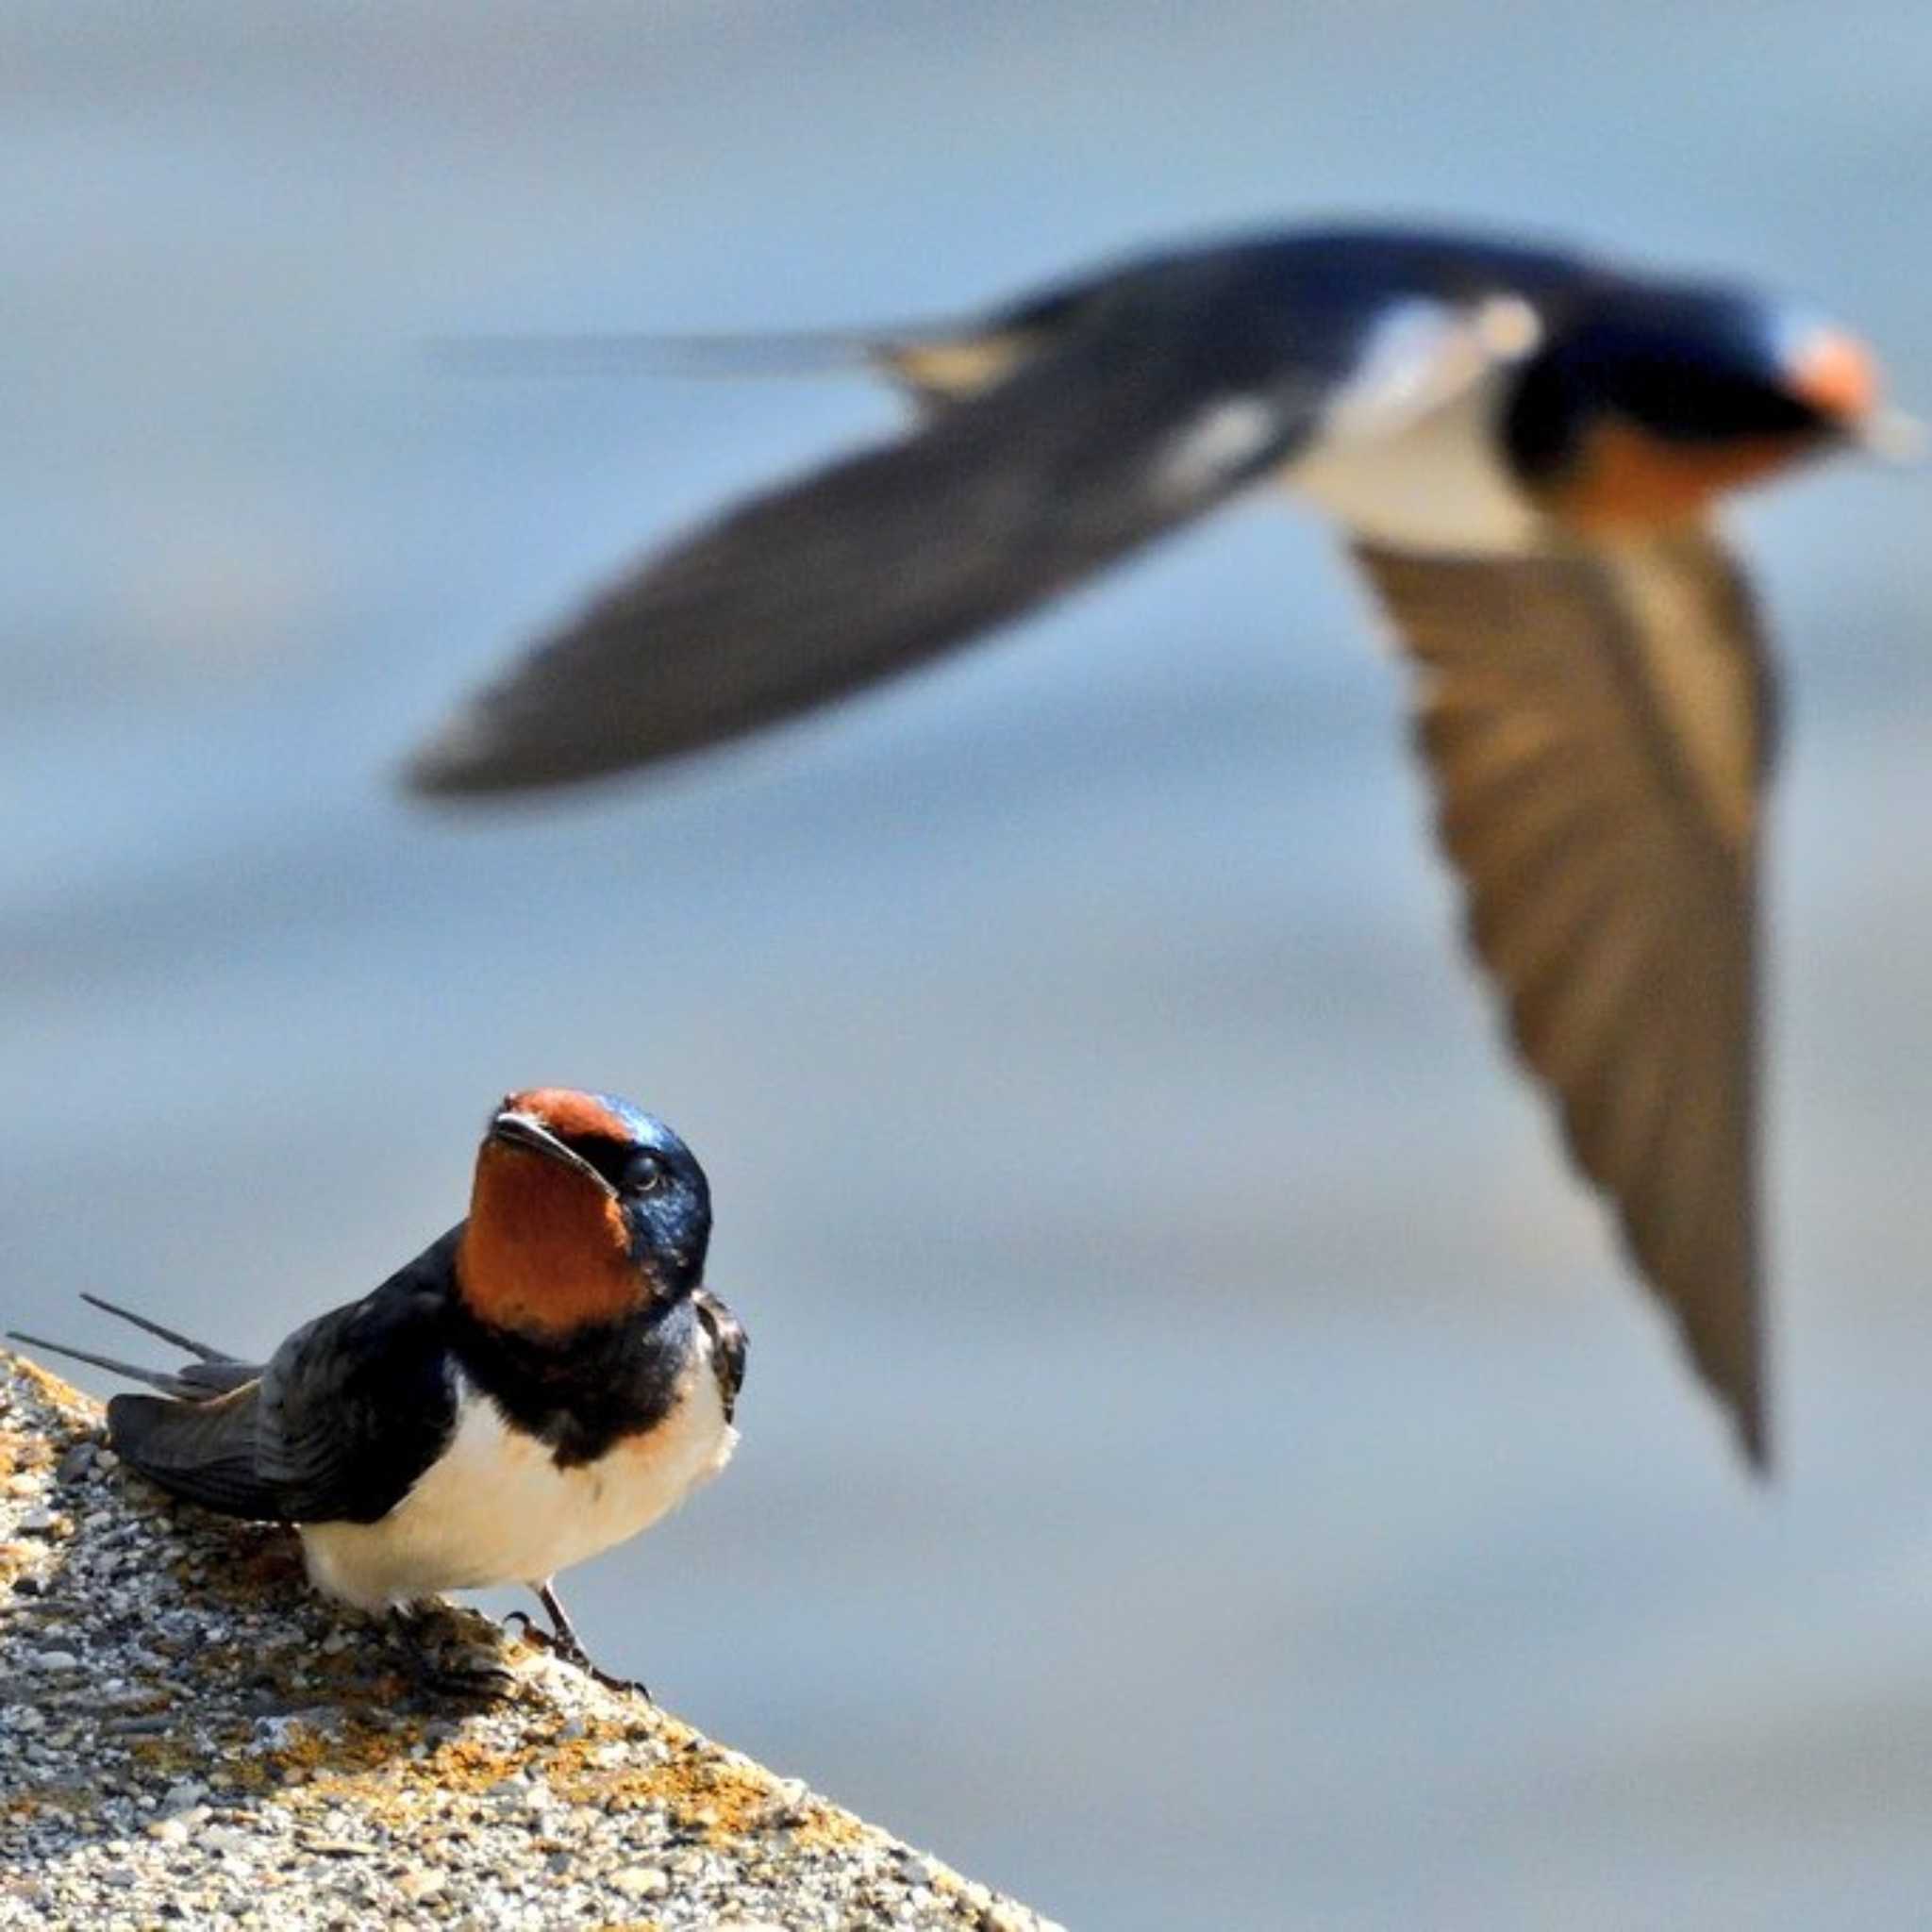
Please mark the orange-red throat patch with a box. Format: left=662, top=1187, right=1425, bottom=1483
left=458, top=1136, right=641, bottom=1335
left=1543, top=416, right=1822, bottom=534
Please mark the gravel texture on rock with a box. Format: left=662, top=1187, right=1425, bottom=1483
left=0, top=1351, right=1061, bottom=1932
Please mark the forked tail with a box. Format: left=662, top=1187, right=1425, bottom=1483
left=8, top=1293, right=258, bottom=1401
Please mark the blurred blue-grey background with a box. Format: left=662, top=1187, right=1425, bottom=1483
left=7, top=5, right=1930, bottom=1925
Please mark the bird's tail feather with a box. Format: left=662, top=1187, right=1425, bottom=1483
left=9, top=1297, right=257, bottom=1402
left=427, top=326, right=911, bottom=381
left=8, top=1332, right=213, bottom=1400
left=76, top=1291, right=241, bottom=1363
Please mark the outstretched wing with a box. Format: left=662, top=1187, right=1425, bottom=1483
left=1352, top=527, right=1773, bottom=1467
left=407, top=280, right=1339, bottom=797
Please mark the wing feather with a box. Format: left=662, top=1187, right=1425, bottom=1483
left=1353, top=528, right=1771, bottom=1465
left=103, top=1232, right=463, bottom=1524
left=692, top=1289, right=747, bottom=1424
left=248, top=1236, right=461, bottom=1523
left=408, top=291, right=1329, bottom=796
left=107, top=1385, right=278, bottom=1516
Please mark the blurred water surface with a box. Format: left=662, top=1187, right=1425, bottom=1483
left=7, top=6, right=1932, bottom=1926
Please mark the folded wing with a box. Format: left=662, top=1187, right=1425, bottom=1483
left=109, top=1235, right=464, bottom=1524
left=107, top=1381, right=279, bottom=1517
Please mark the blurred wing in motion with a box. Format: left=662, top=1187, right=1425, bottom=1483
left=1352, top=528, right=1773, bottom=1466
left=407, top=308, right=1325, bottom=796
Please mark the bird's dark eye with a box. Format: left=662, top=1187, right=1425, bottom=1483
left=629, top=1153, right=665, bottom=1194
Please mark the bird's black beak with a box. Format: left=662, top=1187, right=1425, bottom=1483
left=1856, top=408, right=1926, bottom=463
left=488, top=1110, right=617, bottom=1196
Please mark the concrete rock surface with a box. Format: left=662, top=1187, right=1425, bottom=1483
left=0, top=1350, right=1062, bottom=1932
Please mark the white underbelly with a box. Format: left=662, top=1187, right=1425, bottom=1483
left=300, top=1348, right=737, bottom=1611
left=1285, top=399, right=1543, bottom=554
left=1282, top=349, right=1545, bottom=557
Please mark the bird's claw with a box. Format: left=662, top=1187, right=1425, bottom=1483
left=583, top=1663, right=653, bottom=1701
left=415, top=1657, right=517, bottom=1703
left=501, top=1610, right=651, bottom=1700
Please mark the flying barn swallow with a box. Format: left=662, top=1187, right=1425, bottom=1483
left=12, top=1089, right=744, bottom=1693
left=407, top=224, right=1915, bottom=1469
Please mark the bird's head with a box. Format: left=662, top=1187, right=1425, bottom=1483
left=1507, top=277, right=1912, bottom=530
left=458, top=1088, right=711, bottom=1336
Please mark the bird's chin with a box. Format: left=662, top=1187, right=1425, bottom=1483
left=1543, top=421, right=1829, bottom=535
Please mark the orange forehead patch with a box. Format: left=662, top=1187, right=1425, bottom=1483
left=1545, top=418, right=1821, bottom=533
left=458, top=1137, right=641, bottom=1335
left=500, top=1089, right=631, bottom=1142
left=1786, top=329, right=1877, bottom=425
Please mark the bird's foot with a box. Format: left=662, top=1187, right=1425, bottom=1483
left=395, top=1606, right=516, bottom=1705
left=581, top=1658, right=653, bottom=1701
left=414, top=1655, right=518, bottom=1704
left=501, top=1609, right=651, bottom=1701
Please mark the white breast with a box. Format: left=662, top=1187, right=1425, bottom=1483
left=1285, top=383, right=1543, bottom=555
left=299, top=1339, right=737, bottom=1613
left=1282, top=295, right=1547, bottom=557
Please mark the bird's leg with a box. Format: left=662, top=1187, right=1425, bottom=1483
left=534, top=1580, right=591, bottom=1661
left=505, top=1579, right=651, bottom=1699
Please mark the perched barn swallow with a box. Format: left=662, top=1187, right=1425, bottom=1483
left=408, top=224, right=1916, bottom=1470
left=12, top=1089, right=744, bottom=1692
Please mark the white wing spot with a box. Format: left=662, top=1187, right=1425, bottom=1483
left=1157, top=397, right=1281, bottom=500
